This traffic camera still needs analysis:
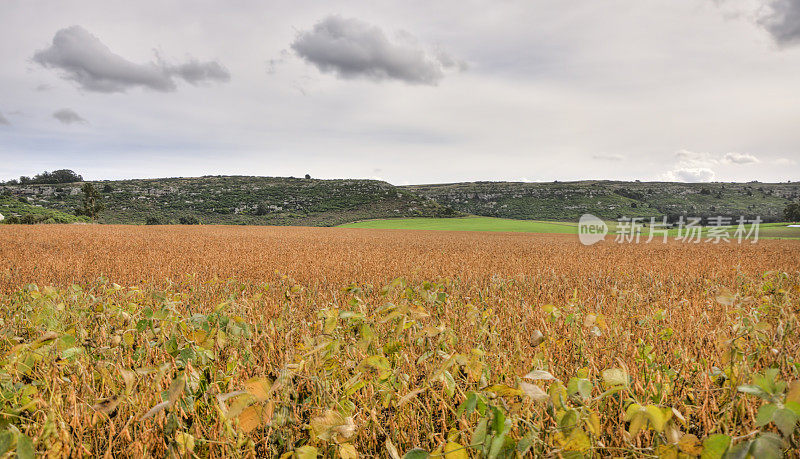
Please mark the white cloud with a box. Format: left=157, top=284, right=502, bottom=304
left=665, top=150, right=761, bottom=181
left=592, top=153, right=624, bottom=161
left=664, top=167, right=716, bottom=182
left=663, top=149, right=772, bottom=182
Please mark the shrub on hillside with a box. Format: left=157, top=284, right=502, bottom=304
left=179, top=216, right=200, bottom=225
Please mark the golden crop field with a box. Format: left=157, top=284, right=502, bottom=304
left=1, top=225, right=799, bottom=458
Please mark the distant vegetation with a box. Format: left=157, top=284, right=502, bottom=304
left=403, top=180, right=800, bottom=223
left=786, top=201, right=800, bottom=222
left=0, top=196, right=89, bottom=224
left=0, top=175, right=458, bottom=225
left=74, top=182, right=105, bottom=221
left=2, top=172, right=799, bottom=225
left=1, top=169, right=83, bottom=186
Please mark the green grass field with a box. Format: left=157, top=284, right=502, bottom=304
left=340, top=216, right=800, bottom=239
left=340, top=216, right=580, bottom=233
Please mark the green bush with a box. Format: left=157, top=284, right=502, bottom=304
left=179, top=216, right=200, bottom=225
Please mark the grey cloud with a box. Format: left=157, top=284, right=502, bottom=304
left=723, top=152, right=760, bottom=164
left=165, top=59, right=231, bottom=84
left=33, top=26, right=230, bottom=93
left=674, top=150, right=760, bottom=166
left=674, top=149, right=707, bottom=162
left=53, top=108, right=87, bottom=124
left=266, top=49, right=292, bottom=75
left=759, top=0, right=800, bottom=46
left=0, top=112, right=9, bottom=125
left=291, top=15, right=465, bottom=85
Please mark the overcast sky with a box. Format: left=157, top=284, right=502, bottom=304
left=1, top=0, right=799, bottom=184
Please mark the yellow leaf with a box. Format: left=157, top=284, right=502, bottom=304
left=629, top=412, right=646, bottom=437
left=167, top=374, right=185, bottom=405
left=484, top=384, right=523, bottom=397
left=716, top=288, right=735, bottom=305
left=339, top=444, right=358, bottom=459
left=549, top=382, right=568, bottom=409
left=624, top=403, right=643, bottom=421
left=645, top=405, right=666, bottom=432
left=310, top=410, right=356, bottom=442
left=786, top=380, right=800, bottom=404
left=120, top=369, right=136, bottom=395
left=678, top=434, right=703, bottom=455
left=586, top=411, right=601, bottom=436
left=563, top=429, right=591, bottom=452
left=655, top=445, right=679, bottom=459
left=175, top=432, right=195, bottom=456
left=323, top=308, right=338, bottom=334
left=334, top=416, right=357, bottom=442
left=295, top=445, right=317, bottom=459
left=238, top=405, right=263, bottom=433
left=226, top=393, right=255, bottom=419
left=245, top=377, right=273, bottom=402
left=524, top=369, right=556, bottom=381
left=601, top=368, right=628, bottom=388
left=443, top=441, right=468, bottom=459
left=358, top=355, right=392, bottom=379
left=519, top=381, right=548, bottom=401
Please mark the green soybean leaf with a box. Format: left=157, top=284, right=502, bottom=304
left=750, top=433, right=782, bottom=459
left=16, top=434, right=34, bottom=459
left=700, top=434, right=731, bottom=459
left=755, top=403, right=778, bottom=427
left=402, top=448, right=429, bottom=459
left=772, top=408, right=798, bottom=437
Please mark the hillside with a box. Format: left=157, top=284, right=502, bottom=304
left=0, top=196, right=89, bottom=224
left=0, top=176, right=458, bottom=225
left=402, top=180, right=800, bottom=222
left=3, top=176, right=798, bottom=225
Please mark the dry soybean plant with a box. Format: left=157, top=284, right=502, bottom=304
left=0, top=225, right=798, bottom=457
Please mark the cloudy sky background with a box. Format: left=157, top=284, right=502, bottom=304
left=0, top=0, right=798, bottom=184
